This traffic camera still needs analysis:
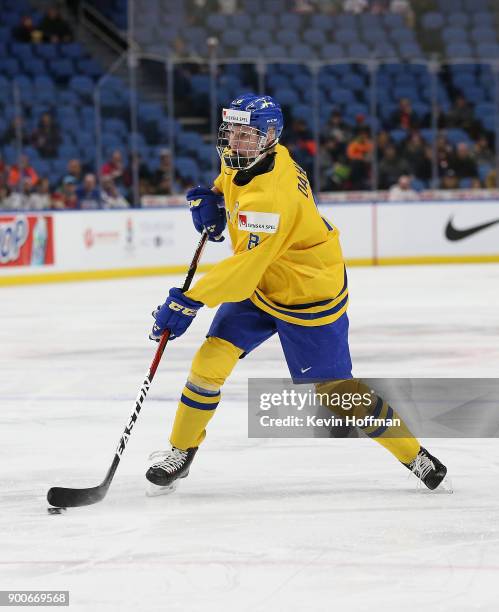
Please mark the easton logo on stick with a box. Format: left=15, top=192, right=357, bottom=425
left=116, top=377, right=151, bottom=456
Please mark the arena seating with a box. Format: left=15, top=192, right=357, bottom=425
left=1, top=0, right=498, bottom=193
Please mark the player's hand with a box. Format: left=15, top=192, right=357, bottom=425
left=149, top=288, right=203, bottom=341
left=186, top=186, right=226, bottom=242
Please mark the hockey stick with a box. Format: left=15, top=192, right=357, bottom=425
left=47, top=231, right=209, bottom=508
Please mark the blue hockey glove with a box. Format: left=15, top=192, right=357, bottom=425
left=149, top=288, right=203, bottom=341
left=186, top=186, right=226, bottom=242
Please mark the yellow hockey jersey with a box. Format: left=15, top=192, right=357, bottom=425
left=185, top=143, right=348, bottom=327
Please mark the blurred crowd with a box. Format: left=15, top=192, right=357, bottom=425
left=1, top=112, right=496, bottom=211
left=283, top=95, right=497, bottom=192
left=0, top=148, right=176, bottom=210
left=1, top=0, right=496, bottom=207
left=292, top=0, right=415, bottom=23
left=190, top=0, right=414, bottom=21
left=0, top=155, right=128, bottom=210
left=2, top=113, right=61, bottom=160
left=12, top=6, right=73, bottom=44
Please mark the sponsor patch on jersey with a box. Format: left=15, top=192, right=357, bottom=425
left=238, top=211, right=280, bottom=234
left=222, top=108, right=251, bottom=125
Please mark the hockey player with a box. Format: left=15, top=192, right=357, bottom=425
left=146, top=93, right=449, bottom=494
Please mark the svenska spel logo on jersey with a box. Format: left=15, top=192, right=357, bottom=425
left=238, top=211, right=280, bottom=234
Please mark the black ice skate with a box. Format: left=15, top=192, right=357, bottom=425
left=404, top=446, right=452, bottom=492
left=146, top=447, right=198, bottom=497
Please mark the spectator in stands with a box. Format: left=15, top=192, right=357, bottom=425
left=1, top=116, right=31, bottom=147
left=436, top=133, right=452, bottom=158
left=31, top=112, right=61, bottom=159
left=403, top=132, right=426, bottom=175
left=293, top=0, right=315, bottom=13
left=217, top=0, right=238, bottom=14
left=12, top=15, right=38, bottom=43
left=39, top=6, right=73, bottom=43
left=0, top=185, right=10, bottom=210
left=412, top=144, right=433, bottom=184
left=121, top=152, right=151, bottom=201
left=0, top=154, right=7, bottom=188
left=343, top=0, right=368, bottom=13
left=354, top=112, right=369, bottom=131
left=320, top=138, right=352, bottom=192
left=8, top=154, right=38, bottom=189
left=445, top=95, right=474, bottom=133
left=29, top=177, right=52, bottom=210
left=156, top=174, right=173, bottom=195
left=172, top=37, right=190, bottom=59
left=101, top=149, right=125, bottom=192
left=101, top=176, right=129, bottom=209
left=62, top=158, right=86, bottom=185
left=390, top=0, right=414, bottom=27
left=485, top=169, right=498, bottom=189
left=76, top=173, right=101, bottom=209
left=320, top=135, right=344, bottom=168
left=370, top=0, right=388, bottom=14
left=4, top=176, right=35, bottom=210
left=436, top=133, right=453, bottom=178
left=376, top=130, right=391, bottom=157
left=346, top=128, right=373, bottom=189
left=388, top=175, right=418, bottom=201
left=390, top=98, right=418, bottom=130
left=52, top=176, right=78, bottom=209
left=151, top=149, right=173, bottom=195
left=379, top=144, right=411, bottom=189
left=474, top=135, right=494, bottom=167
left=284, top=118, right=316, bottom=181
left=440, top=168, right=458, bottom=190
left=449, top=142, right=479, bottom=187
left=324, top=109, right=352, bottom=153
left=189, top=0, right=213, bottom=26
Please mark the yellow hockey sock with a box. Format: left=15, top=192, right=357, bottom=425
left=315, top=379, right=420, bottom=464
left=170, top=383, right=221, bottom=450
left=169, top=337, right=243, bottom=450
left=361, top=396, right=420, bottom=464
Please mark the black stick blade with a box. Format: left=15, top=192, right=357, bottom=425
left=47, top=484, right=108, bottom=508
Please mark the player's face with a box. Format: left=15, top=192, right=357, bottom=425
left=227, top=123, right=261, bottom=157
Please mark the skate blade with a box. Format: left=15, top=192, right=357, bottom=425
left=146, top=480, right=179, bottom=497
left=436, top=475, right=454, bottom=494
left=414, top=474, right=454, bottom=494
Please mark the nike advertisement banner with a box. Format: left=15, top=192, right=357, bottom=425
left=248, top=378, right=499, bottom=438
left=375, top=201, right=499, bottom=257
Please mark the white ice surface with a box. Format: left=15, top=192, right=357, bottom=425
left=1, top=263, right=499, bottom=612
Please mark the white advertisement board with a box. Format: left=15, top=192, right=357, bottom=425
left=376, top=201, right=499, bottom=258
left=318, top=202, right=374, bottom=262
left=0, top=209, right=231, bottom=279
left=1, top=200, right=498, bottom=285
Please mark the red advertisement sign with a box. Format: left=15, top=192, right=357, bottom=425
left=0, top=215, right=55, bottom=267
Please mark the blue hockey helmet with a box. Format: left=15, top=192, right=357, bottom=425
left=217, top=93, right=284, bottom=170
